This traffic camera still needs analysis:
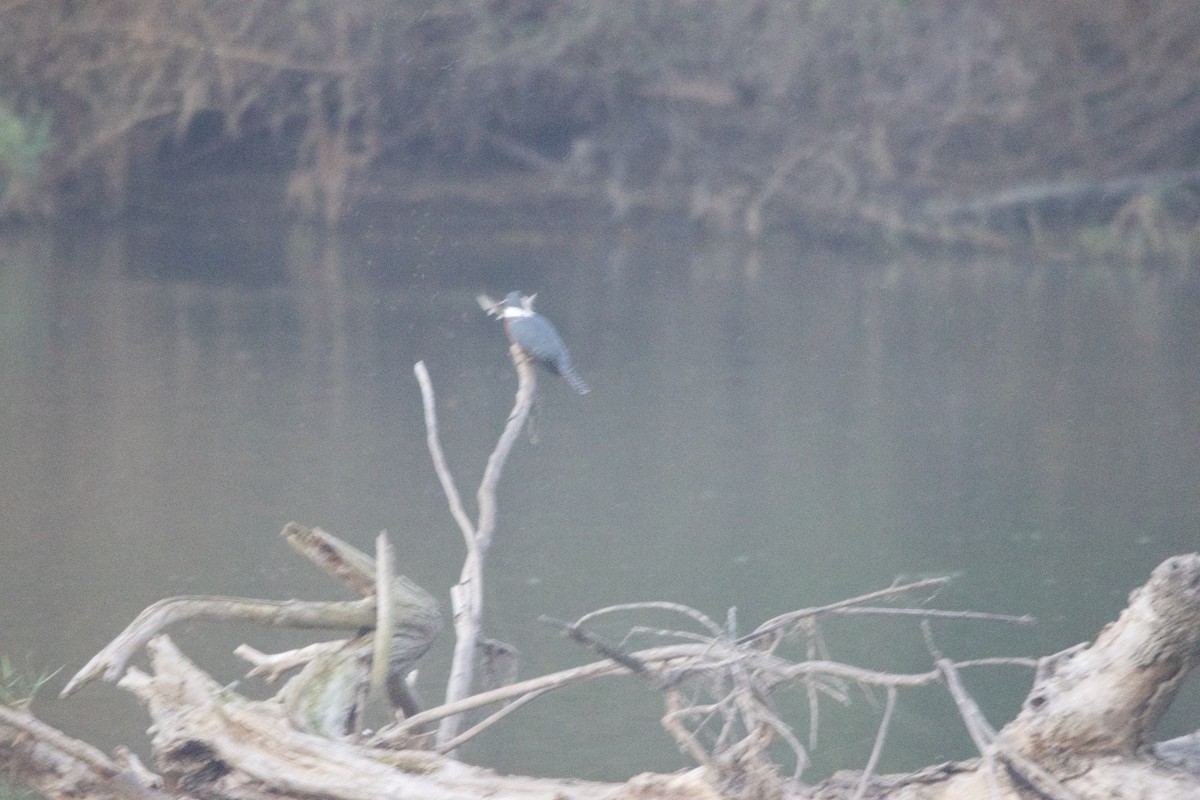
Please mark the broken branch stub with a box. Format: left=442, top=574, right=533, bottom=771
left=1002, top=552, right=1200, bottom=757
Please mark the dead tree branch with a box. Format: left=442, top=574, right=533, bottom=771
left=413, top=340, right=536, bottom=750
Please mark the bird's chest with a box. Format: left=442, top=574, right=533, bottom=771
left=504, top=316, right=559, bottom=361
left=505, top=316, right=537, bottom=346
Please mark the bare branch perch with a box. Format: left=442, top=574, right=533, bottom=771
left=413, top=344, right=536, bottom=750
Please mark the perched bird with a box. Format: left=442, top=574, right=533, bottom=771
left=494, top=291, right=590, bottom=394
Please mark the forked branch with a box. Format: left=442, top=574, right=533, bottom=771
left=413, top=342, right=536, bottom=750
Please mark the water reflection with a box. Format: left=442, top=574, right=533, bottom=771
left=0, top=216, right=1197, bottom=781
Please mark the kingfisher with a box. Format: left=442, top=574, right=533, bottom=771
left=491, top=291, right=590, bottom=394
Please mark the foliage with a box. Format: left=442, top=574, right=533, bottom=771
left=0, top=99, right=50, bottom=216
left=0, top=0, right=1198, bottom=247
left=0, top=656, right=60, bottom=711
left=0, top=103, right=49, bottom=178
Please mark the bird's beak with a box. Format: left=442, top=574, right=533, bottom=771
left=476, top=294, right=502, bottom=317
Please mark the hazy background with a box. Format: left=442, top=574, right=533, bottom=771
left=0, top=0, right=1199, bottom=787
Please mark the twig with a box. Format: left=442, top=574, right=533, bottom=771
left=955, top=656, right=1039, bottom=669
left=575, top=600, right=726, bottom=638
left=741, top=577, right=952, bottom=645
left=662, top=690, right=721, bottom=767
left=432, top=687, right=552, bottom=754
left=376, top=643, right=719, bottom=744
left=378, top=635, right=1025, bottom=751
left=775, top=658, right=941, bottom=688
left=853, top=685, right=896, bottom=800
left=624, top=626, right=724, bottom=647
left=762, top=704, right=810, bottom=780
left=475, top=345, right=536, bottom=552
left=936, top=656, right=1003, bottom=799
left=923, top=624, right=998, bottom=751
left=236, top=640, right=350, bottom=681
left=803, top=619, right=826, bottom=751
left=413, top=361, right=476, bottom=544
left=415, top=360, right=482, bottom=749
left=925, top=619, right=1080, bottom=800
left=832, top=606, right=1036, bottom=625
left=540, top=615, right=659, bottom=682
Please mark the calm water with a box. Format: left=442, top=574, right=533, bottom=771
left=1, top=212, right=1198, bottom=781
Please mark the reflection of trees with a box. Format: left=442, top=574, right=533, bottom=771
left=2, top=2, right=1199, bottom=250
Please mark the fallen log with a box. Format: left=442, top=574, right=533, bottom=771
left=3, top=553, right=1198, bottom=800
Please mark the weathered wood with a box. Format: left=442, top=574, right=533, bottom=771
left=60, top=525, right=442, bottom=740
left=1003, top=553, right=1200, bottom=757
left=0, top=704, right=174, bottom=800
left=852, top=553, right=1200, bottom=800
left=415, top=346, right=536, bottom=750
left=120, top=636, right=616, bottom=800
left=60, top=595, right=378, bottom=696
left=11, top=553, right=1199, bottom=800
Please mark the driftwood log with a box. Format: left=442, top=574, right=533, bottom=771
left=2, top=551, right=1199, bottom=800
left=58, top=523, right=442, bottom=738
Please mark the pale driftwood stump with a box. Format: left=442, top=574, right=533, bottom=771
left=855, top=553, right=1200, bottom=800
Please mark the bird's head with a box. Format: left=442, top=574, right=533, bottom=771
left=500, top=291, right=536, bottom=318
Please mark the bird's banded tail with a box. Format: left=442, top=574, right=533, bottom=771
left=561, top=366, right=590, bottom=395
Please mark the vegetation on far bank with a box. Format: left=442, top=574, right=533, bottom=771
left=0, top=1, right=1199, bottom=261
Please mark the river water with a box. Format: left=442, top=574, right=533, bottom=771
left=1, top=210, right=1198, bottom=781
